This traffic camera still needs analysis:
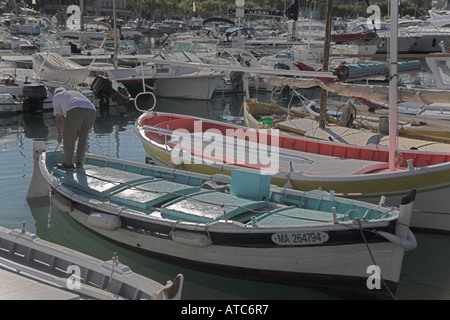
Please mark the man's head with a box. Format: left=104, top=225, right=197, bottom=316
left=54, top=87, right=66, bottom=95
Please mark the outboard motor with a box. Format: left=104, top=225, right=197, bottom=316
left=22, top=84, right=47, bottom=112
left=91, top=76, right=118, bottom=100
left=229, top=71, right=245, bottom=92
left=91, top=75, right=130, bottom=108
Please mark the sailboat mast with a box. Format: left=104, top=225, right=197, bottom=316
left=388, top=0, right=399, bottom=171
left=80, top=0, right=84, bottom=30
left=113, top=0, right=118, bottom=68
left=319, top=0, right=333, bottom=129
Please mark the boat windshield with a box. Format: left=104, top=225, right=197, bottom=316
left=171, top=40, right=218, bottom=54
left=0, top=62, right=16, bottom=79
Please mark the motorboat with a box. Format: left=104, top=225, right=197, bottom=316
left=134, top=51, right=224, bottom=100
left=0, top=61, right=53, bottom=114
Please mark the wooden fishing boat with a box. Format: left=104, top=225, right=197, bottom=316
left=134, top=109, right=450, bottom=233
left=244, top=98, right=450, bottom=145
left=28, top=141, right=416, bottom=299
left=245, top=96, right=450, bottom=150
left=0, top=223, right=183, bottom=300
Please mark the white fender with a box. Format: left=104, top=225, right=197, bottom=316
left=170, top=231, right=212, bottom=248
left=88, top=212, right=121, bottom=231
left=378, top=229, right=417, bottom=251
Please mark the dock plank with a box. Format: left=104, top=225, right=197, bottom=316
left=0, top=268, right=80, bottom=300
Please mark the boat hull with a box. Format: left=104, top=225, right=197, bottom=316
left=54, top=192, right=401, bottom=299
left=118, top=78, right=154, bottom=98
left=153, top=75, right=222, bottom=100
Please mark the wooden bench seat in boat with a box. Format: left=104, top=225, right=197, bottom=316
left=161, top=190, right=268, bottom=223
left=110, top=179, right=201, bottom=209
left=59, top=165, right=155, bottom=198
left=59, top=165, right=201, bottom=208
left=254, top=206, right=338, bottom=226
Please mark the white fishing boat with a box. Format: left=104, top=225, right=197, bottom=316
left=30, top=52, right=131, bottom=107
left=246, top=99, right=450, bottom=144
left=0, top=62, right=53, bottom=114
left=27, top=141, right=416, bottom=299
left=0, top=224, right=183, bottom=300
left=135, top=51, right=224, bottom=100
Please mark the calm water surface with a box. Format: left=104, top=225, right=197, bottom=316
left=1, top=90, right=449, bottom=300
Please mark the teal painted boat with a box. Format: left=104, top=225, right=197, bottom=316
left=29, top=142, right=417, bottom=299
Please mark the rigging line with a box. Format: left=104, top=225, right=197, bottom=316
left=356, top=218, right=396, bottom=300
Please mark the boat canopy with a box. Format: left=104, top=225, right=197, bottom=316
left=32, top=53, right=88, bottom=85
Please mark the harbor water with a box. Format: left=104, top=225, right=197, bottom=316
left=1, top=90, right=449, bottom=300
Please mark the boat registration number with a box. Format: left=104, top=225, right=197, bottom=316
left=271, top=231, right=329, bottom=245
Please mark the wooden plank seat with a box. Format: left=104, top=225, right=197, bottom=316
left=60, top=165, right=155, bottom=198
left=110, top=179, right=201, bottom=209
left=254, top=206, right=339, bottom=226
left=161, top=190, right=268, bottom=223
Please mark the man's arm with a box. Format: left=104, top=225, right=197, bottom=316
left=55, top=114, right=63, bottom=144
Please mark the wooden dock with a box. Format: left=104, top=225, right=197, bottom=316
left=0, top=266, right=81, bottom=300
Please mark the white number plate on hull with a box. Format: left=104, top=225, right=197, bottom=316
left=271, top=231, right=329, bottom=245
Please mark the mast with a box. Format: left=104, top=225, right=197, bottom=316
left=319, top=0, right=333, bottom=129
left=80, top=0, right=84, bottom=31
left=388, top=0, right=398, bottom=171
left=113, top=0, right=118, bottom=68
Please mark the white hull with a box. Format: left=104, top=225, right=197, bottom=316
left=60, top=201, right=404, bottom=297
left=153, top=74, right=222, bottom=100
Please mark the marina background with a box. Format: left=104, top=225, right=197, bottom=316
left=1, top=89, right=449, bottom=300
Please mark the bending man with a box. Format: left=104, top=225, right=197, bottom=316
left=53, top=88, right=96, bottom=169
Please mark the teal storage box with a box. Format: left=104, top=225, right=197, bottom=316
left=230, top=170, right=271, bottom=201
